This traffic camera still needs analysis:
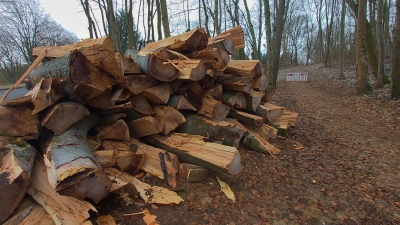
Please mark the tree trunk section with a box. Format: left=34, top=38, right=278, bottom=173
left=127, top=116, right=163, bottom=138
left=392, top=0, right=400, bottom=99
left=0, top=105, right=38, bottom=140
left=167, top=95, right=197, bottom=111
left=154, top=106, right=186, bottom=135
left=93, top=149, right=145, bottom=174
left=169, top=59, right=207, bottom=81
left=224, top=60, right=262, bottom=79
left=124, top=75, right=158, bottom=95
left=142, top=83, right=171, bottom=104
left=199, top=95, right=230, bottom=122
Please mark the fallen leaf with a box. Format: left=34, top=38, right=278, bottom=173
left=142, top=208, right=160, bottom=225
left=216, top=177, right=235, bottom=202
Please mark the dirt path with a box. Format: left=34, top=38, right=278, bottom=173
left=99, top=65, right=400, bottom=225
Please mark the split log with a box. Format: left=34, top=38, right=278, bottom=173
left=44, top=113, right=112, bottom=203
left=96, top=120, right=130, bottom=142
left=31, top=78, right=65, bottom=114
left=185, top=48, right=230, bottom=71
left=0, top=141, right=36, bottom=224
left=130, top=95, right=155, bottom=116
left=219, top=26, right=245, bottom=49
left=33, top=36, right=124, bottom=82
left=27, top=51, right=116, bottom=102
left=125, top=49, right=178, bottom=82
left=255, top=103, right=284, bottom=123
left=175, top=113, right=245, bottom=148
left=130, top=138, right=179, bottom=187
left=124, top=75, right=158, bottom=95
left=106, top=168, right=184, bottom=204
left=261, top=87, right=275, bottom=103
left=100, top=112, right=126, bottom=126
left=270, top=110, right=299, bottom=135
left=152, top=47, right=182, bottom=61
left=179, top=163, right=209, bottom=182
left=245, top=91, right=265, bottom=112
left=0, top=105, right=38, bottom=139
left=169, top=59, right=207, bottom=81
left=247, top=124, right=278, bottom=140
left=40, top=101, right=90, bottom=135
left=110, top=88, right=132, bottom=103
left=83, top=88, right=114, bottom=109
left=3, top=197, right=55, bottom=225
left=228, top=109, right=264, bottom=126
left=168, top=79, right=184, bottom=94
left=118, top=52, right=141, bottom=75
left=154, top=106, right=186, bottom=135
left=28, top=160, right=97, bottom=224
left=0, top=136, right=10, bottom=146
left=93, top=149, right=145, bottom=174
left=167, top=95, right=197, bottom=111
left=142, top=83, right=171, bottom=104
left=144, top=133, right=243, bottom=175
left=243, top=132, right=281, bottom=155
left=224, top=60, right=262, bottom=79
left=215, top=74, right=253, bottom=93
left=141, top=28, right=209, bottom=53
left=175, top=83, right=203, bottom=108
left=198, top=95, right=230, bottom=122
left=208, top=35, right=235, bottom=55
left=222, top=91, right=246, bottom=109
left=252, top=75, right=268, bottom=91
left=127, top=116, right=163, bottom=138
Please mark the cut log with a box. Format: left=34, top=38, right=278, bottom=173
left=125, top=49, right=179, bottom=82
left=208, top=35, right=235, bottom=55
left=200, top=74, right=216, bottom=90
left=228, top=109, right=264, bottom=126
left=270, top=110, right=299, bottom=135
left=31, top=78, right=65, bottom=114
left=44, top=113, right=112, bottom=203
left=28, top=160, right=97, bottom=224
left=261, top=87, right=275, bottom=102
left=245, top=91, right=265, bottom=112
left=83, top=88, right=114, bottom=109
left=3, top=197, right=55, bottom=225
left=142, top=83, right=171, bottom=104
left=222, top=91, right=246, bottom=109
left=243, top=132, right=281, bottom=155
left=152, top=47, right=181, bottom=61
left=93, top=149, right=145, bottom=174
left=33, top=36, right=124, bottom=82
left=110, top=88, right=132, bottom=103
left=167, top=95, right=197, bottom=111
left=198, top=95, right=230, bottom=122
left=97, top=119, right=130, bottom=142
left=127, top=116, right=163, bottom=138
left=0, top=136, right=10, bottom=146
left=179, top=163, right=209, bottom=182
left=100, top=112, right=126, bottom=126
left=40, top=101, right=90, bottom=135
left=0, top=105, right=38, bottom=139
left=130, top=138, right=179, bottom=187
left=175, top=113, right=245, bottom=148
left=118, top=52, right=141, bottom=75
left=215, top=74, right=253, bottom=93
left=28, top=51, right=116, bottom=102
left=185, top=48, right=230, bottom=71
left=255, top=103, right=284, bottom=123
left=169, top=59, right=207, bottom=81
left=247, top=124, right=278, bottom=140
left=130, top=95, right=155, bottom=116
left=224, top=60, right=262, bottom=79
left=168, top=79, right=184, bottom=94
left=106, top=168, right=184, bottom=204
left=124, top=75, right=158, bottom=95
left=144, top=133, right=243, bottom=175
left=154, top=106, right=186, bottom=135
left=252, top=75, right=268, bottom=91
left=175, top=83, right=203, bottom=108
left=141, top=28, right=209, bottom=53
left=0, top=141, right=36, bottom=224
left=219, top=26, right=245, bottom=49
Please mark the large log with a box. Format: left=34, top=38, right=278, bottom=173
left=175, top=113, right=245, bottom=148
left=255, top=103, right=284, bottom=123
left=144, top=133, right=243, bottom=175
left=243, top=132, right=281, bottom=155
left=3, top=197, right=55, bottom=225
left=44, top=113, right=112, bottom=203
left=198, top=95, right=230, bottom=122
left=28, top=160, right=97, bottom=224
left=175, top=83, right=203, bottom=108
left=245, top=91, right=265, bottom=112
left=169, top=59, right=207, bottom=81
left=228, top=109, right=264, bottom=126
left=219, top=26, right=245, bottom=50
left=82, top=88, right=114, bottom=109
left=224, top=60, right=262, bottom=79
left=0, top=105, right=38, bottom=140
left=0, top=141, right=36, bottom=224
left=33, top=36, right=124, bottom=82
left=141, top=28, right=209, bottom=53
left=27, top=51, right=116, bottom=102
left=252, top=75, right=268, bottom=92
left=125, top=49, right=179, bottom=82
left=154, top=106, right=186, bottom=135
left=124, top=75, right=158, bottom=95
left=40, top=101, right=90, bottom=135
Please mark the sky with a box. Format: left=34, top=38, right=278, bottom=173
left=39, top=0, right=90, bottom=39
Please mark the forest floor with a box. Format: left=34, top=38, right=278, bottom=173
left=96, top=64, right=400, bottom=225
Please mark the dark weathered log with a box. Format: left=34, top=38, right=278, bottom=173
left=125, top=49, right=179, bottom=82
left=224, top=60, right=262, bottom=79
left=124, top=75, right=158, bottom=95
left=141, top=28, right=209, bottom=53
left=130, top=95, right=155, bottom=116
left=168, top=79, right=184, bottom=94
left=96, top=119, right=130, bottom=142
left=144, top=133, right=243, bottom=175
left=99, top=112, right=126, bottom=127
left=199, top=74, right=215, bottom=90
left=198, top=95, right=230, bottom=122
left=175, top=113, right=245, bottom=148
left=219, top=26, right=245, bottom=49
left=185, top=48, right=230, bottom=71
left=40, top=101, right=90, bottom=135
left=228, top=109, right=264, bottom=126
left=142, top=83, right=171, bottom=104
left=44, top=113, right=112, bottom=203
left=93, top=149, right=145, bottom=174
left=167, top=95, right=197, bottom=111
left=127, top=116, right=163, bottom=138
left=215, top=74, right=253, bottom=93
left=168, top=59, right=207, bottom=81
left=28, top=51, right=116, bottom=102
left=154, top=106, right=186, bottom=135
left=0, top=141, right=36, bottom=224
left=245, top=91, right=265, bottom=112
left=0, top=105, right=38, bottom=140
left=222, top=91, right=246, bottom=109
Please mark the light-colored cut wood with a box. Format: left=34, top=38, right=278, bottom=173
left=243, top=132, right=281, bottom=155
left=142, top=83, right=171, bottom=104
left=199, top=95, right=230, bottom=122
left=252, top=75, right=268, bottom=91
left=215, top=74, right=253, bottom=93
left=228, top=109, right=264, bottom=126
left=255, top=103, right=284, bottom=122
left=124, top=75, right=158, bottom=95
left=219, top=26, right=245, bottom=49
left=130, top=95, right=155, bottom=116
left=93, top=149, right=145, bottom=174
left=97, top=215, right=117, bottom=225
left=179, top=163, right=209, bottom=182
left=154, top=106, right=186, bottom=135
left=3, top=197, right=55, bottom=225
left=222, top=91, right=246, bottom=109
left=169, top=59, right=207, bottom=81
left=185, top=48, right=230, bottom=71
left=0, top=105, right=38, bottom=140
left=97, top=120, right=130, bottom=142
left=208, top=35, right=235, bottom=55
left=245, top=91, right=265, bottom=112
left=127, top=116, right=163, bottom=138
left=31, top=78, right=65, bottom=114
left=224, top=60, right=262, bottom=79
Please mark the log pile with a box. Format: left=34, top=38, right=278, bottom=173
left=0, top=26, right=299, bottom=224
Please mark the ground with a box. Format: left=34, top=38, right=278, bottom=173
left=96, top=64, right=400, bottom=225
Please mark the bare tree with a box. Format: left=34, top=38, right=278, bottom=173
left=356, top=0, right=370, bottom=94
left=340, top=0, right=346, bottom=79
left=375, top=0, right=387, bottom=88
left=392, top=0, right=400, bottom=99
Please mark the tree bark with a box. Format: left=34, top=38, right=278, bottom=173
left=340, top=0, right=346, bottom=79
left=392, top=0, right=400, bottom=99
left=159, top=0, right=171, bottom=38
left=356, top=0, right=370, bottom=94
left=375, top=0, right=387, bottom=88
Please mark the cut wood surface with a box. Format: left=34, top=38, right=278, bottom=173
left=222, top=91, right=246, bottom=109
left=141, top=28, right=209, bottom=53
left=130, top=138, right=179, bottom=187
left=118, top=53, right=141, bottom=75
left=127, top=116, right=163, bottom=138
left=144, top=133, right=243, bottom=174
left=219, top=26, right=245, bottom=49
left=125, top=49, right=178, bottom=82
left=31, top=78, right=65, bottom=114
left=245, top=91, right=265, bottom=112
left=247, top=124, right=278, bottom=140
left=33, top=36, right=124, bottom=82
left=154, top=106, right=186, bottom=135
left=130, top=95, right=155, bottom=116
left=0, top=105, right=38, bottom=139
left=179, top=163, right=209, bottom=182
left=175, top=83, right=203, bottom=108
left=40, top=101, right=90, bottom=135
left=142, top=83, right=171, bottom=104
left=167, top=95, right=197, bottom=111
left=110, top=88, right=131, bottom=103
left=93, top=149, right=145, bottom=174
left=228, top=109, right=264, bottom=126
left=208, top=35, right=235, bottom=55
left=255, top=103, right=284, bottom=122
left=252, top=75, right=268, bottom=91
left=82, top=88, right=114, bottom=109
left=185, top=48, right=230, bottom=71
left=0, top=141, right=36, bottom=224
left=106, top=168, right=184, bottom=204
left=3, top=197, right=55, bottom=225
left=96, top=119, right=130, bottom=141
left=124, top=75, right=158, bottom=95
left=169, top=59, right=207, bottom=81
left=215, top=74, right=253, bottom=93
left=243, top=132, right=281, bottom=155
left=28, top=160, right=96, bottom=225
left=198, top=95, right=230, bottom=122
left=224, top=60, right=262, bottom=79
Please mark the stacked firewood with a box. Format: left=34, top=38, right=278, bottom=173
left=0, top=26, right=298, bottom=224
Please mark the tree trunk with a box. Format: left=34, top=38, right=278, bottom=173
left=243, top=0, right=258, bottom=59
left=356, top=0, right=370, bottom=94
left=392, top=0, right=400, bottom=99
left=124, top=75, right=158, bottom=95
left=340, top=0, right=346, bottom=79
left=272, top=0, right=288, bottom=87
left=375, top=0, right=387, bottom=88
left=159, top=0, right=171, bottom=38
